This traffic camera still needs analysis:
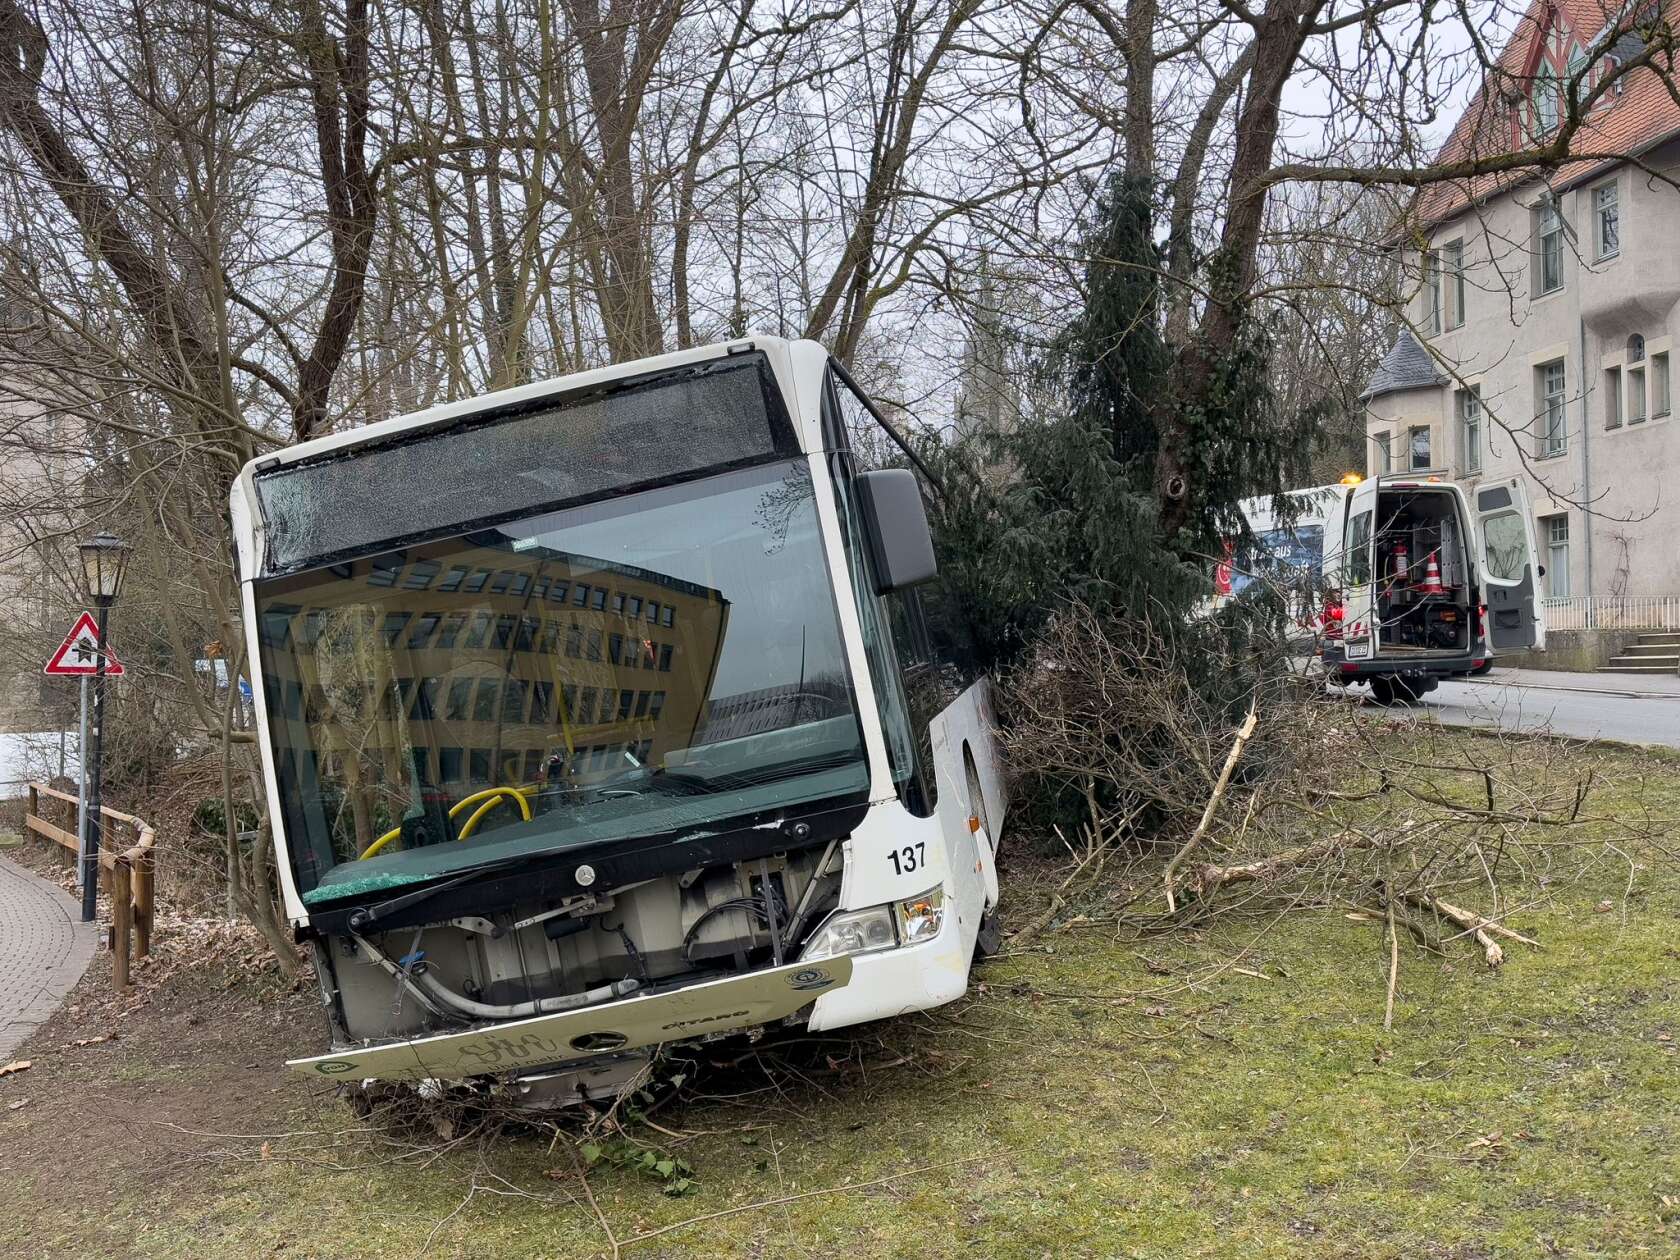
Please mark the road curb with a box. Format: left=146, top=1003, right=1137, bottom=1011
left=1458, top=676, right=1680, bottom=702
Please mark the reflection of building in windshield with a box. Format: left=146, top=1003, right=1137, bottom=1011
left=258, top=539, right=729, bottom=856
left=697, top=676, right=851, bottom=744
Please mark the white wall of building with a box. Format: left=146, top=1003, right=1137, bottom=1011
left=1367, top=137, right=1680, bottom=600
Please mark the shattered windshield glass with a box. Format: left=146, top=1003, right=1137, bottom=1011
left=254, top=459, right=868, bottom=903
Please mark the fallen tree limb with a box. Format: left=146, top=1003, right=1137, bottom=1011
left=1008, top=843, right=1112, bottom=949
left=1192, top=829, right=1376, bottom=895
left=1383, top=892, right=1399, bottom=1032
left=1164, top=704, right=1259, bottom=913
left=1401, top=893, right=1538, bottom=968
left=1349, top=903, right=1445, bottom=953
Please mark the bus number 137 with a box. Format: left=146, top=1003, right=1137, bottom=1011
left=888, top=842, right=926, bottom=876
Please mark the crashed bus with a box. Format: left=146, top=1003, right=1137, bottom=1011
left=231, top=338, right=1006, bottom=1106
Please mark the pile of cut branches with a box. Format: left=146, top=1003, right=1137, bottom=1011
left=1000, top=605, right=1657, bottom=1018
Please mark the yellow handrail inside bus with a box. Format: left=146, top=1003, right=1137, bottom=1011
left=457, top=792, right=517, bottom=840
left=358, top=784, right=534, bottom=860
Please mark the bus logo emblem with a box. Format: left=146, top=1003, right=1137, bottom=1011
left=788, top=968, right=834, bottom=991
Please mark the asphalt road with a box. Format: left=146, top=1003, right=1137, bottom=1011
left=1363, top=669, right=1680, bottom=748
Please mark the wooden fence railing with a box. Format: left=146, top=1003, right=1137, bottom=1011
left=24, top=781, right=156, bottom=990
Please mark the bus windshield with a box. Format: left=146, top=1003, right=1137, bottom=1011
left=254, top=459, right=868, bottom=903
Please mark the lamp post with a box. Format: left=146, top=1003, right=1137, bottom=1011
left=78, top=531, right=130, bottom=923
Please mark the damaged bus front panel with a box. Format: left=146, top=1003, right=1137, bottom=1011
left=231, top=339, right=1005, bottom=1106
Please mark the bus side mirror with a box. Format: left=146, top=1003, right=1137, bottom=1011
left=855, top=468, right=937, bottom=593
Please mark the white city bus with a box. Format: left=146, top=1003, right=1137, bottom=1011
left=230, top=338, right=1006, bottom=1106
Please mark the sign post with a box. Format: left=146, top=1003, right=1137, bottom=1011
left=44, top=611, right=125, bottom=911
left=76, top=676, right=89, bottom=872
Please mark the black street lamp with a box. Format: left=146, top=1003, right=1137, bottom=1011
left=78, top=531, right=130, bottom=923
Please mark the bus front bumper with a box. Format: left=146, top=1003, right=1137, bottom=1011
left=287, top=956, right=855, bottom=1082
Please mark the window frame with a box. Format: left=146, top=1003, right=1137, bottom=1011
left=1542, top=513, right=1570, bottom=599
left=1458, top=385, right=1482, bottom=473
left=1408, top=424, right=1432, bottom=471
left=1535, top=200, right=1564, bottom=296
left=1372, top=430, right=1392, bottom=475
left=1536, top=66, right=1560, bottom=135
left=1592, top=180, right=1620, bottom=261
left=1442, top=239, right=1466, bottom=330
left=1537, top=359, right=1568, bottom=457
left=1422, top=249, right=1443, bottom=336
left=1605, top=365, right=1623, bottom=430
left=1653, top=352, right=1671, bottom=418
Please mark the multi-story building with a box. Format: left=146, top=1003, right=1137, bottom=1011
left=0, top=401, right=77, bottom=734
left=1363, top=0, right=1680, bottom=603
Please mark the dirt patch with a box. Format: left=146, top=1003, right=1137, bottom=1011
left=0, top=923, right=322, bottom=1244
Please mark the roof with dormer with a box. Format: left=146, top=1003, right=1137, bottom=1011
left=1412, top=0, right=1680, bottom=229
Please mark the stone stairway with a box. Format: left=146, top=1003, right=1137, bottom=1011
left=1602, top=631, right=1680, bottom=674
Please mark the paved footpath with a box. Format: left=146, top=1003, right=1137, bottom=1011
left=0, top=853, right=98, bottom=1060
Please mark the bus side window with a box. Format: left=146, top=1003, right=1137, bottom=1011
left=825, top=374, right=937, bottom=816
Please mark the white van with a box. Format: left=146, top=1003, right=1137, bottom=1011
left=1319, top=472, right=1545, bottom=702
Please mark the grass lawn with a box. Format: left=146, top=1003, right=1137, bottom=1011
left=2, top=739, right=1677, bottom=1258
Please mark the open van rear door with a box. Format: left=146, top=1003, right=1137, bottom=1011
left=1474, top=478, right=1546, bottom=653
left=1338, top=478, right=1379, bottom=661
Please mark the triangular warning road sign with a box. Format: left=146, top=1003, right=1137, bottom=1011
left=43, top=611, right=125, bottom=677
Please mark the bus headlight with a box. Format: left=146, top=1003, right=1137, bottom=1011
left=799, top=886, right=944, bottom=961
left=896, top=886, right=944, bottom=944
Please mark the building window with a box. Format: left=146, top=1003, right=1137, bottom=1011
left=1593, top=181, right=1619, bottom=260
left=1532, top=66, right=1559, bottom=137
left=1536, top=200, right=1563, bottom=295
left=1409, top=424, right=1431, bottom=470
left=1537, top=360, right=1567, bottom=456
left=1654, top=353, right=1670, bottom=417
left=1373, top=430, right=1392, bottom=474
left=1542, top=514, right=1570, bottom=598
left=1458, top=386, right=1482, bottom=473
left=1442, top=239, right=1465, bottom=329
left=1423, top=249, right=1442, bottom=335
left=1605, top=366, right=1622, bottom=429
left=1629, top=335, right=1647, bottom=423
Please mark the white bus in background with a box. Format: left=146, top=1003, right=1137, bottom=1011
left=1214, top=484, right=1346, bottom=626
left=231, top=338, right=1006, bottom=1107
